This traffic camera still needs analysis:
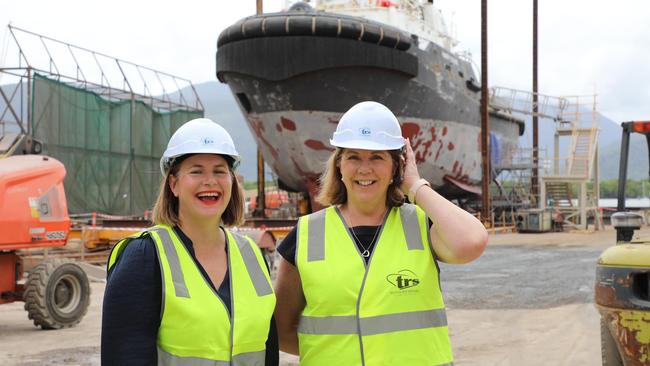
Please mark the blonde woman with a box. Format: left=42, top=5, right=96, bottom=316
left=274, top=101, right=488, bottom=365
left=102, top=118, right=277, bottom=366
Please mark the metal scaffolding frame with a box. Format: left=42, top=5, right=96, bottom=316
left=490, top=88, right=601, bottom=231
left=0, top=25, right=205, bottom=216
left=0, top=24, right=203, bottom=134
left=540, top=94, right=601, bottom=230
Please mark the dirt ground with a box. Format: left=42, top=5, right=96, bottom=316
left=1, top=227, right=648, bottom=365
left=276, top=303, right=601, bottom=366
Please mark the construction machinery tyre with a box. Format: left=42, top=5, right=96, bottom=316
left=23, top=259, right=90, bottom=329
left=601, top=318, right=623, bottom=366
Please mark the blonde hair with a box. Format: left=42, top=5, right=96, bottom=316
left=315, top=148, right=405, bottom=207
left=152, top=154, right=245, bottom=227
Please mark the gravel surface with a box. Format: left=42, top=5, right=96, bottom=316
left=440, top=244, right=603, bottom=309
left=11, top=347, right=100, bottom=366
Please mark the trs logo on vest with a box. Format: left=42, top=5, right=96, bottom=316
left=386, top=270, right=420, bottom=290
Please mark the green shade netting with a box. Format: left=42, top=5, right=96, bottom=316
left=31, top=73, right=202, bottom=215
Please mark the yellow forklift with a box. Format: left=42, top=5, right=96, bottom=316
left=595, top=121, right=650, bottom=365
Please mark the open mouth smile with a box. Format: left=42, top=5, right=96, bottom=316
left=355, top=180, right=377, bottom=187
left=196, top=191, right=222, bottom=205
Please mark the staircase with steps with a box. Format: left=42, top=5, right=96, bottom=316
left=545, top=181, right=572, bottom=208
left=567, top=128, right=597, bottom=177
left=490, top=88, right=601, bottom=230
left=543, top=95, right=600, bottom=229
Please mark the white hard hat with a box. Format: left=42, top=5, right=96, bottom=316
left=160, top=118, right=240, bottom=174
left=330, top=101, right=405, bottom=150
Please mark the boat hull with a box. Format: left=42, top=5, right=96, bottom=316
left=217, top=13, right=523, bottom=198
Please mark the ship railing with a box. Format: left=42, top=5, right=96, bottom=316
left=316, top=0, right=456, bottom=49
left=317, top=0, right=424, bottom=20
left=555, top=94, right=599, bottom=130
left=493, top=145, right=547, bottom=171
left=496, top=153, right=590, bottom=179
left=489, top=86, right=569, bottom=121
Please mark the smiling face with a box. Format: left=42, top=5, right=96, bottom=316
left=339, top=149, right=395, bottom=207
left=169, top=154, right=232, bottom=223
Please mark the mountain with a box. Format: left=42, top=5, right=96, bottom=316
left=599, top=134, right=648, bottom=180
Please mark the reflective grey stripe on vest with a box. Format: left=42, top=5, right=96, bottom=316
left=152, top=227, right=190, bottom=298
left=306, top=210, right=326, bottom=262
left=298, top=315, right=358, bottom=334
left=158, top=347, right=229, bottom=365
left=436, top=363, right=454, bottom=366
left=298, top=308, right=447, bottom=335
left=360, top=308, right=447, bottom=336
left=157, top=347, right=265, bottom=366
left=232, top=233, right=273, bottom=297
left=232, top=350, right=266, bottom=366
left=400, top=204, right=424, bottom=250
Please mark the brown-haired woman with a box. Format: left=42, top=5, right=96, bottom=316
left=101, top=118, right=278, bottom=366
left=274, top=101, right=488, bottom=366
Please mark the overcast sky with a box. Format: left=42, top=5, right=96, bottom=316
left=2, top=0, right=649, bottom=123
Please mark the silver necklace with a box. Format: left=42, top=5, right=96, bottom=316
left=345, top=208, right=387, bottom=258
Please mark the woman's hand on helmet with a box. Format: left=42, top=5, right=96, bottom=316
left=400, top=138, right=421, bottom=193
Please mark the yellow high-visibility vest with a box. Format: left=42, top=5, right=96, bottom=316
left=296, top=204, right=453, bottom=366
left=109, top=225, right=276, bottom=366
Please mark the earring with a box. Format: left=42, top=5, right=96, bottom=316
left=390, top=179, right=394, bottom=184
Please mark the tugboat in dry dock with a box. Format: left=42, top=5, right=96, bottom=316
left=216, top=0, right=523, bottom=203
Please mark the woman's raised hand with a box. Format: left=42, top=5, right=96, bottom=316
left=401, top=138, right=421, bottom=194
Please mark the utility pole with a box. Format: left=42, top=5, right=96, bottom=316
left=532, top=0, right=540, bottom=206
left=254, top=0, right=266, bottom=218
left=480, top=0, right=491, bottom=226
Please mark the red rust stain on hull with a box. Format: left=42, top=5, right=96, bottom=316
left=410, top=126, right=436, bottom=164
left=250, top=117, right=279, bottom=160
left=281, top=117, right=297, bottom=131
left=401, top=122, right=420, bottom=141
left=305, top=139, right=335, bottom=152
left=434, top=140, right=445, bottom=162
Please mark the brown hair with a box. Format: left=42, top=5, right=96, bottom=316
left=315, top=148, right=405, bottom=207
left=152, top=154, right=245, bottom=227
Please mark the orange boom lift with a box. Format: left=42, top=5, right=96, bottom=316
left=0, top=136, right=90, bottom=329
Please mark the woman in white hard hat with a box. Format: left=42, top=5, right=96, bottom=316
left=101, top=118, right=278, bottom=365
left=274, top=101, right=488, bottom=365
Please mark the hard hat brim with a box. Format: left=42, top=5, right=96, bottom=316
left=330, top=139, right=405, bottom=151
left=160, top=152, right=240, bottom=175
